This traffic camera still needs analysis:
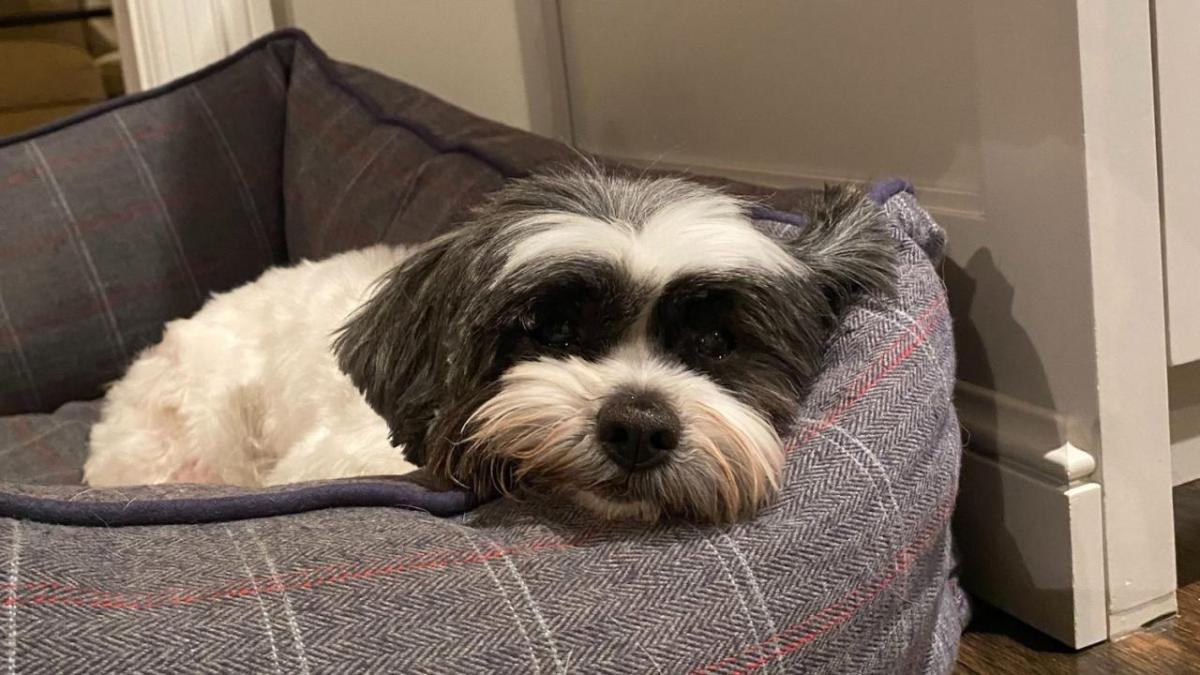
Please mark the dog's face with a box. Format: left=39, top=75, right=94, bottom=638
left=336, top=166, right=895, bottom=522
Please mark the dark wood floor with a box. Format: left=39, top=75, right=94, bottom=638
left=956, top=481, right=1200, bottom=674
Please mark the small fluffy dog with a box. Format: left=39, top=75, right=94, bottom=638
left=84, top=166, right=895, bottom=522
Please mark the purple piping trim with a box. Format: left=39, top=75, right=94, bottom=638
left=0, top=29, right=309, bottom=148
left=868, top=178, right=915, bottom=205
left=0, top=480, right=478, bottom=527
left=749, top=177, right=912, bottom=231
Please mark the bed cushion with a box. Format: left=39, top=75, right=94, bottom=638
left=0, top=30, right=965, bottom=673
left=0, top=401, right=99, bottom=485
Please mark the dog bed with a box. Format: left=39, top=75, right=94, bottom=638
left=0, top=30, right=966, bottom=673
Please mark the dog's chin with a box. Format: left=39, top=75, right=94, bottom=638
left=467, top=431, right=786, bottom=524
left=557, top=441, right=784, bottom=523
left=571, top=489, right=664, bottom=522
left=461, top=358, right=788, bottom=523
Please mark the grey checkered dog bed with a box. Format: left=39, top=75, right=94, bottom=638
left=0, top=30, right=966, bottom=673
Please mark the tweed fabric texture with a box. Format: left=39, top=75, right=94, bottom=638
left=0, top=48, right=291, bottom=415
left=0, top=30, right=964, bottom=672
left=0, top=401, right=99, bottom=485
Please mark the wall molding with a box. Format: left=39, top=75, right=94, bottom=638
left=601, top=153, right=985, bottom=227
left=513, top=0, right=575, bottom=143
left=955, top=380, right=1096, bottom=485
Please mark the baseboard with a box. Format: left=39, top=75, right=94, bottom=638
left=956, top=449, right=1107, bottom=649
left=1108, top=592, right=1179, bottom=639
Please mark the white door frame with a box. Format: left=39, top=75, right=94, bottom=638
left=112, top=0, right=275, bottom=92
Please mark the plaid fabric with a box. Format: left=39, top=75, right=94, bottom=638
left=0, top=402, right=98, bottom=485
left=0, top=30, right=965, bottom=673
left=0, top=48, right=291, bottom=415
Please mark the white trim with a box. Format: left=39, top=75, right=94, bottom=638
left=955, top=381, right=1096, bottom=484
left=1076, top=0, right=1178, bottom=630
left=112, top=0, right=275, bottom=92
left=956, top=450, right=1107, bottom=649
left=512, top=0, right=575, bottom=143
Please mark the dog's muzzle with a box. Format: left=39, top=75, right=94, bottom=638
left=596, top=390, right=680, bottom=472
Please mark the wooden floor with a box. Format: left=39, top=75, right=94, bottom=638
left=956, top=481, right=1200, bottom=674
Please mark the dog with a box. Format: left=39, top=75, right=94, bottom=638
left=84, top=165, right=896, bottom=522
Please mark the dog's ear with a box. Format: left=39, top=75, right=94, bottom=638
left=334, top=236, right=461, bottom=466
left=772, top=185, right=897, bottom=312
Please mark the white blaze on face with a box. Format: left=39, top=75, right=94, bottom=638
left=500, top=193, right=801, bottom=287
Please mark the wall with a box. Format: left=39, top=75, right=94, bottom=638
left=281, top=0, right=570, bottom=140
left=561, top=0, right=982, bottom=201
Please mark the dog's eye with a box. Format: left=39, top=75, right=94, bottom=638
left=695, top=329, right=733, bottom=359
left=534, top=315, right=577, bottom=347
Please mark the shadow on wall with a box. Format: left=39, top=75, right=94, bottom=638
left=947, top=249, right=1057, bottom=411
left=944, top=249, right=1078, bottom=645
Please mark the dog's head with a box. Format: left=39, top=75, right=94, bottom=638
left=335, top=165, right=896, bottom=522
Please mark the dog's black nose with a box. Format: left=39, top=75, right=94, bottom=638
left=596, top=391, right=680, bottom=471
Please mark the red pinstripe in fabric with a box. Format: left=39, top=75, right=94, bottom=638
left=789, top=291, right=947, bottom=454
left=691, top=495, right=956, bottom=674
left=0, top=122, right=183, bottom=193
left=8, top=256, right=228, bottom=339
left=0, top=529, right=596, bottom=612
left=0, top=196, right=186, bottom=263
left=683, top=291, right=951, bottom=673
left=8, top=419, right=72, bottom=477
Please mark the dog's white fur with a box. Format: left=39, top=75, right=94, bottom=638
left=84, top=245, right=416, bottom=487
left=501, top=193, right=801, bottom=285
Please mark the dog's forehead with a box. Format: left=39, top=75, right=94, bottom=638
left=500, top=193, right=801, bottom=287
